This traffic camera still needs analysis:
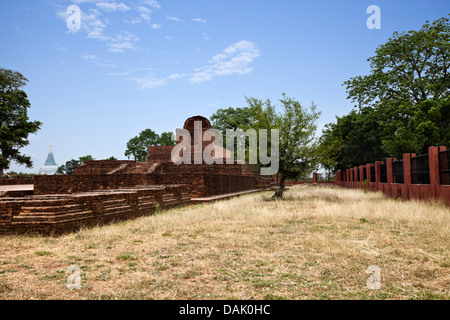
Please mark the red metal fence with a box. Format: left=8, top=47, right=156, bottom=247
left=335, top=146, right=450, bottom=206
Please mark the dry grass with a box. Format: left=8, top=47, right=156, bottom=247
left=0, top=185, right=449, bottom=300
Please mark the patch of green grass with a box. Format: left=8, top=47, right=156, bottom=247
left=116, top=254, right=135, bottom=261
left=35, top=251, right=52, bottom=256
left=264, top=293, right=286, bottom=300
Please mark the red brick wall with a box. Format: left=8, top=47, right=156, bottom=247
left=0, top=185, right=191, bottom=236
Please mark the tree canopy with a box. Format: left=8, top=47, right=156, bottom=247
left=56, top=155, right=95, bottom=175
left=320, top=16, right=450, bottom=170
left=0, top=67, right=42, bottom=178
left=124, top=129, right=175, bottom=162
left=212, top=94, right=321, bottom=197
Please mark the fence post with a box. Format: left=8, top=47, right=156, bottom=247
left=386, top=158, right=393, bottom=184
left=366, top=164, right=371, bottom=182
left=359, top=165, right=364, bottom=188
left=375, top=161, right=381, bottom=190
left=403, top=153, right=414, bottom=200
left=312, top=172, right=317, bottom=183
left=428, top=146, right=440, bottom=198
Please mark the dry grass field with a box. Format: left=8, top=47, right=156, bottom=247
left=0, top=185, right=449, bottom=300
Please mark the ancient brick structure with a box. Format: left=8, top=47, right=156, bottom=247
left=0, top=185, right=190, bottom=236
left=1, top=116, right=271, bottom=235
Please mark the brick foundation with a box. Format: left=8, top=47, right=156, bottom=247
left=0, top=185, right=190, bottom=236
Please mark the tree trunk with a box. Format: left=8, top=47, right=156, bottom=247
left=0, top=167, right=3, bottom=179
left=273, top=175, right=285, bottom=198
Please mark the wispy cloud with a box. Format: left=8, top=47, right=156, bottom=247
left=108, top=67, right=153, bottom=77
left=136, top=73, right=187, bottom=89
left=81, top=54, right=117, bottom=68
left=166, top=16, right=183, bottom=22
left=82, top=54, right=97, bottom=60
left=189, top=40, right=260, bottom=84
left=151, top=23, right=162, bottom=29
left=137, top=6, right=152, bottom=14
left=96, top=2, right=130, bottom=12
left=142, top=0, right=161, bottom=9
left=192, top=18, right=207, bottom=23
left=108, top=32, right=140, bottom=53
left=136, top=41, right=260, bottom=89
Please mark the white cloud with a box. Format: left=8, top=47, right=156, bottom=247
left=108, top=67, right=153, bottom=76
left=151, top=24, right=162, bottom=29
left=108, top=32, right=140, bottom=53
left=57, top=7, right=108, bottom=40
left=82, top=54, right=97, bottom=60
left=136, top=73, right=187, bottom=89
left=166, top=16, right=183, bottom=22
left=189, top=40, right=260, bottom=84
left=140, top=13, right=151, bottom=22
left=202, top=32, right=210, bottom=41
left=96, top=2, right=130, bottom=12
left=192, top=18, right=207, bottom=23
left=137, top=6, right=152, bottom=14
left=142, top=0, right=161, bottom=9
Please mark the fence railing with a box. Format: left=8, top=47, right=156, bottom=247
left=370, top=165, right=375, bottom=183
left=411, top=154, right=430, bottom=185
left=380, top=163, right=387, bottom=183
left=439, top=150, right=450, bottom=185
left=334, top=146, right=449, bottom=205
left=392, top=159, right=404, bottom=184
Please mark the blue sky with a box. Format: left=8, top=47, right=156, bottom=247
left=1, top=0, right=449, bottom=173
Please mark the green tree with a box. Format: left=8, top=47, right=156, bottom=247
left=0, top=67, right=42, bottom=178
left=342, top=16, right=450, bottom=157
left=106, top=156, right=118, bottom=160
left=124, top=129, right=174, bottom=162
left=211, top=106, right=259, bottom=163
left=56, top=155, right=96, bottom=175
left=247, top=94, right=321, bottom=197
left=78, top=155, right=95, bottom=165
left=319, top=108, right=389, bottom=171
left=211, top=106, right=256, bottom=132
left=56, top=159, right=80, bottom=175
left=211, top=95, right=321, bottom=197
left=158, top=132, right=176, bottom=147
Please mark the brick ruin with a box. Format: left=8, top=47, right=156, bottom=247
left=0, top=116, right=271, bottom=235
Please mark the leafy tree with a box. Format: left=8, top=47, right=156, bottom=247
left=211, top=106, right=256, bottom=132
left=247, top=94, right=321, bottom=197
left=124, top=129, right=174, bottom=162
left=158, top=132, right=176, bottom=147
left=56, top=155, right=95, bottom=175
left=319, top=108, right=389, bottom=171
left=56, top=159, right=80, bottom=175
left=0, top=67, right=42, bottom=178
left=344, top=16, right=449, bottom=108
left=211, top=106, right=259, bottom=163
left=106, top=156, right=118, bottom=160
left=211, top=95, right=321, bottom=197
left=78, top=155, right=95, bottom=165
left=341, top=16, right=450, bottom=157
